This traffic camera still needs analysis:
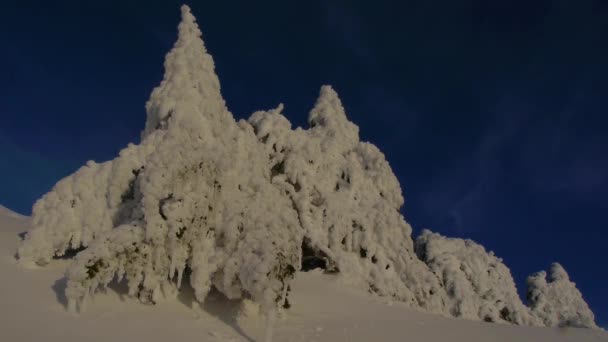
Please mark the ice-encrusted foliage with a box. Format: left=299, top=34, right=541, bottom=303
left=415, top=230, right=539, bottom=325
left=527, top=263, right=597, bottom=329
left=248, top=88, right=447, bottom=312
left=17, top=5, right=598, bottom=329
left=18, top=139, right=162, bottom=265
left=17, top=5, right=442, bottom=315
left=21, top=5, right=301, bottom=314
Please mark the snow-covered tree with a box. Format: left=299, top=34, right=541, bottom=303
left=415, top=230, right=539, bottom=325
left=17, top=4, right=598, bottom=332
left=247, top=86, right=451, bottom=313
left=17, top=5, right=445, bottom=317
left=20, top=5, right=301, bottom=316
left=526, top=263, right=597, bottom=328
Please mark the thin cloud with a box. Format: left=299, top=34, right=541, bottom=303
left=321, top=2, right=377, bottom=69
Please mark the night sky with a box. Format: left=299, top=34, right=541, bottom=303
left=1, top=0, right=607, bottom=327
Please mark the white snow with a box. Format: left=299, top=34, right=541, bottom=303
left=1, top=208, right=607, bottom=341
left=13, top=3, right=600, bottom=336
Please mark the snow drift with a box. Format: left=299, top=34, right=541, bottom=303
left=17, top=5, right=598, bottom=330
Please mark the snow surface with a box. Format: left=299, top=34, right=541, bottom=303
left=14, top=4, right=600, bottom=335
left=1, top=209, right=607, bottom=341
left=0, top=205, right=26, bottom=220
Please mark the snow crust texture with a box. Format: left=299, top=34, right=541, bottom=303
left=17, top=5, right=598, bottom=329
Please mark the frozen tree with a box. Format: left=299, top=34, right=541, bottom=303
left=20, top=6, right=301, bottom=319
left=526, top=263, right=597, bottom=328
left=16, top=4, right=599, bottom=332
left=415, top=230, right=539, bottom=325
left=17, top=4, right=446, bottom=319
left=247, top=87, right=450, bottom=314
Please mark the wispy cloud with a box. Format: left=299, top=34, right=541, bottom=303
left=320, top=2, right=376, bottom=69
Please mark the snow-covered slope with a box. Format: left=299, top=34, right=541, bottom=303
left=1, top=208, right=606, bottom=341
left=0, top=204, right=26, bottom=220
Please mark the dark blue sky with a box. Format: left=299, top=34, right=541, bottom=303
left=1, top=0, right=607, bottom=327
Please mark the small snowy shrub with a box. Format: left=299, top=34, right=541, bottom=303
left=527, top=263, right=597, bottom=328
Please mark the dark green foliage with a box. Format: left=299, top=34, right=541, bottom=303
left=273, top=252, right=297, bottom=305
left=158, top=193, right=174, bottom=220
left=359, top=247, right=367, bottom=258
left=301, top=239, right=327, bottom=271
left=271, top=160, right=285, bottom=178
left=121, top=167, right=143, bottom=202
left=86, top=259, right=105, bottom=279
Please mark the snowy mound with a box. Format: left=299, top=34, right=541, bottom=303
left=16, top=5, right=598, bottom=331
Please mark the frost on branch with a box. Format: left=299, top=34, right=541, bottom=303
left=415, top=230, right=539, bottom=325
left=526, top=263, right=597, bottom=328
